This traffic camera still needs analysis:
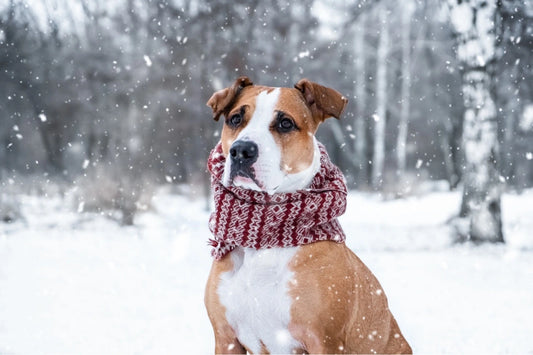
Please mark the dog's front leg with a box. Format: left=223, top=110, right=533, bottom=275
left=213, top=333, right=246, bottom=354
left=205, top=259, right=246, bottom=354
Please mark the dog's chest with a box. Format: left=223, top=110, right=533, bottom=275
left=218, top=247, right=301, bottom=354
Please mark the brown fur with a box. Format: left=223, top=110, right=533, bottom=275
left=207, top=76, right=253, bottom=121
left=288, top=241, right=412, bottom=354
left=205, top=77, right=412, bottom=354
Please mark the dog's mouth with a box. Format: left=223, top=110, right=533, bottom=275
left=229, top=167, right=265, bottom=190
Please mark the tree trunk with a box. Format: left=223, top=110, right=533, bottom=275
left=450, top=0, right=504, bottom=243
left=396, top=1, right=413, bottom=177
left=354, top=12, right=368, bottom=187
left=439, top=117, right=461, bottom=189
left=371, top=7, right=388, bottom=190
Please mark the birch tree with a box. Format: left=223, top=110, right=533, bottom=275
left=449, top=0, right=504, bottom=243
left=371, top=6, right=389, bottom=189
left=396, top=0, right=414, bottom=177
left=354, top=13, right=368, bottom=186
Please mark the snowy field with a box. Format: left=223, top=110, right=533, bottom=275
left=1, top=186, right=533, bottom=354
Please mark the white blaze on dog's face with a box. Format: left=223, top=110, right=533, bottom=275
left=207, top=77, right=347, bottom=194
left=220, top=87, right=317, bottom=193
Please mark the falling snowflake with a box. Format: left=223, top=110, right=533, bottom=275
left=298, top=50, right=310, bottom=58
left=143, top=55, right=152, bottom=67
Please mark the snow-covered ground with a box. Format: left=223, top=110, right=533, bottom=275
left=1, top=187, right=532, bottom=354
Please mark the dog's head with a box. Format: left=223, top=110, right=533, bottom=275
left=207, top=76, right=347, bottom=194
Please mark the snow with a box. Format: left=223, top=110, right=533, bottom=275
left=143, top=55, right=152, bottom=67
left=450, top=3, right=473, bottom=34
left=520, top=104, right=533, bottom=131
left=1, top=187, right=533, bottom=354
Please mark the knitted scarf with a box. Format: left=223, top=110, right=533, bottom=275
left=207, top=141, right=347, bottom=260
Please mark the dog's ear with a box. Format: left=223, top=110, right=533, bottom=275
left=207, top=76, right=253, bottom=121
left=294, top=79, right=348, bottom=121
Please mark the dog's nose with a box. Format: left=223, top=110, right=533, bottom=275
left=230, top=140, right=258, bottom=167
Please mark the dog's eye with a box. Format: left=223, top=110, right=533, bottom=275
left=277, top=117, right=296, bottom=133
left=227, top=112, right=243, bottom=128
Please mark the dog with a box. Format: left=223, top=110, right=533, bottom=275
left=204, top=76, right=412, bottom=354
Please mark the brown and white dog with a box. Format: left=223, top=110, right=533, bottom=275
left=205, top=77, right=412, bottom=354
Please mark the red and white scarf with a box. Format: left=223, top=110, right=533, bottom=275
left=207, top=141, right=347, bottom=260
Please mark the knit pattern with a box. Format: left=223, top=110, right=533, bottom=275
left=207, top=141, right=347, bottom=260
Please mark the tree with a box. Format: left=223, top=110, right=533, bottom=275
left=353, top=12, right=369, bottom=187
left=371, top=5, right=389, bottom=190
left=396, top=0, right=414, bottom=178
left=449, top=0, right=504, bottom=243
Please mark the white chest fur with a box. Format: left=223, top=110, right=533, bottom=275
left=218, top=247, right=301, bottom=354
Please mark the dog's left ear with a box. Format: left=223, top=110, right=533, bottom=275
left=207, top=76, right=253, bottom=121
left=294, top=79, right=348, bottom=121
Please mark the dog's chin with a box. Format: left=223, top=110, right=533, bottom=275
left=232, top=176, right=263, bottom=191
left=222, top=164, right=285, bottom=194
left=230, top=174, right=284, bottom=194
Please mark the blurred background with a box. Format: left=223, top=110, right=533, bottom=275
left=1, top=0, right=531, bottom=223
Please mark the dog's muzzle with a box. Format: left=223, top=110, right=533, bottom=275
left=229, top=140, right=259, bottom=183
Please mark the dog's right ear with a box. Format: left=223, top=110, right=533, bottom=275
left=206, top=76, right=253, bottom=121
